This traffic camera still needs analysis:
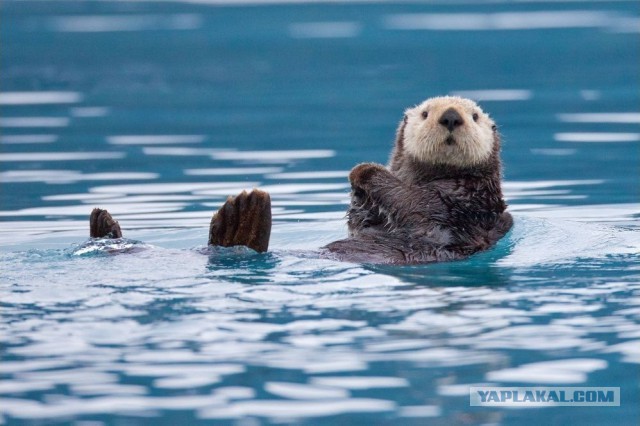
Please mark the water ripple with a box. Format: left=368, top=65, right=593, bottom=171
left=2, top=1, right=639, bottom=423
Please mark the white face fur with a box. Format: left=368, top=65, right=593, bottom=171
left=403, top=96, right=496, bottom=168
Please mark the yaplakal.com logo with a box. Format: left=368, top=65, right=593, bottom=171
left=469, top=387, right=620, bottom=407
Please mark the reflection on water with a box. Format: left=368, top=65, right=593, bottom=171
left=554, top=132, right=640, bottom=142
left=1, top=0, right=639, bottom=424
left=0, top=170, right=158, bottom=183
left=0, top=151, right=126, bottom=161
left=1, top=234, right=638, bottom=422
left=107, top=135, right=207, bottom=145
left=47, top=14, right=204, bottom=33
left=0, top=135, right=59, bottom=144
left=0, top=91, right=83, bottom=105
left=557, top=112, right=640, bottom=123
left=451, top=89, right=532, bottom=101
left=383, top=10, right=630, bottom=31
left=0, top=117, right=70, bottom=127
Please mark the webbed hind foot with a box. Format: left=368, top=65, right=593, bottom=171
left=90, top=208, right=123, bottom=239
left=208, top=189, right=272, bottom=253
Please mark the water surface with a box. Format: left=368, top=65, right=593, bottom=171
left=1, top=0, right=639, bottom=424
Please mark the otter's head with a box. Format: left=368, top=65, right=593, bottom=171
left=401, top=96, right=497, bottom=168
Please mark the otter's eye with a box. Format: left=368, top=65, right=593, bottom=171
left=472, top=113, right=479, bottom=122
left=491, top=124, right=497, bottom=131
left=421, top=111, right=428, bottom=119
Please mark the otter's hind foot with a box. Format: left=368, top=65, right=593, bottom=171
left=208, top=189, right=272, bottom=253
left=90, top=208, right=123, bottom=239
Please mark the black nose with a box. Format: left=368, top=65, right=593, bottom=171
left=438, top=108, right=464, bottom=132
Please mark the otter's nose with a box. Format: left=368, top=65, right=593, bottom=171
left=438, top=108, right=464, bottom=132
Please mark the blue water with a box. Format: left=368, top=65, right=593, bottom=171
left=1, top=1, right=639, bottom=424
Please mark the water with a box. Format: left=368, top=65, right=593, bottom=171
left=1, top=0, right=639, bottom=424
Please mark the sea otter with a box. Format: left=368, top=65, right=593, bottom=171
left=90, top=96, right=512, bottom=265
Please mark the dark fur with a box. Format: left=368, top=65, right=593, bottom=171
left=209, top=189, right=272, bottom=253
left=90, top=208, right=122, bottom=239
left=323, top=116, right=513, bottom=264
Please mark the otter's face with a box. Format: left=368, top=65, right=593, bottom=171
left=402, top=96, right=496, bottom=168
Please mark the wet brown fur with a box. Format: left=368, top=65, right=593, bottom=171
left=90, top=208, right=123, bottom=239
left=323, top=103, right=513, bottom=264
left=208, top=189, right=272, bottom=253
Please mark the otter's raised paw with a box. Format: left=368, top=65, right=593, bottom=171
left=208, top=189, right=272, bottom=253
left=349, top=162, right=387, bottom=191
left=90, top=208, right=123, bottom=239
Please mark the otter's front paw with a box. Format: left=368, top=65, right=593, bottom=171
left=349, top=163, right=387, bottom=191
